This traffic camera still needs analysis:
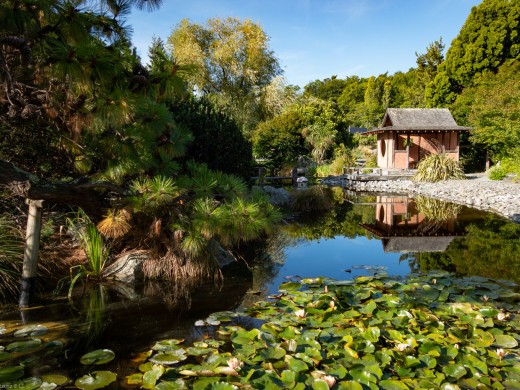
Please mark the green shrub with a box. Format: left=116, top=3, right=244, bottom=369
left=488, top=166, right=507, bottom=180
left=413, top=153, right=465, bottom=182
left=315, top=164, right=333, bottom=177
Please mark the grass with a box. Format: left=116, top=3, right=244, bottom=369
left=0, top=217, right=23, bottom=303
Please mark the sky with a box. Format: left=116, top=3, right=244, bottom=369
left=127, top=0, right=482, bottom=88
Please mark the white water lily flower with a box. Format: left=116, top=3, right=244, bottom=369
left=396, top=343, right=410, bottom=352
left=481, top=295, right=489, bottom=302
left=497, top=311, right=510, bottom=321
left=295, top=309, right=306, bottom=319
left=329, top=300, right=335, bottom=309
left=322, top=375, right=336, bottom=388
left=496, top=348, right=505, bottom=360
left=227, top=357, right=243, bottom=371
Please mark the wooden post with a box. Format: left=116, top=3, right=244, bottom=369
left=19, top=199, right=43, bottom=308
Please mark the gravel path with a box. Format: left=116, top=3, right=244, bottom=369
left=339, top=174, right=520, bottom=222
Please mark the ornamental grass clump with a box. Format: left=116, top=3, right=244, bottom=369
left=413, top=153, right=465, bottom=182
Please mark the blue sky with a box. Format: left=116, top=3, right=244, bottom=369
left=127, top=0, right=481, bottom=88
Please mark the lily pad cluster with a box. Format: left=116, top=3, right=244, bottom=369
left=0, top=323, right=71, bottom=389
left=126, top=272, right=520, bottom=389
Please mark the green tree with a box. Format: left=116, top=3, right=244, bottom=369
left=167, top=17, right=282, bottom=135
left=459, top=60, right=520, bottom=160
left=427, top=0, right=520, bottom=106
left=252, top=107, right=307, bottom=174
left=169, top=97, right=254, bottom=178
left=304, top=76, right=347, bottom=102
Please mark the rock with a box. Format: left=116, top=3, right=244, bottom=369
left=103, top=250, right=149, bottom=283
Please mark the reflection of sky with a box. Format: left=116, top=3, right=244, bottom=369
left=265, top=236, right=408, bottom=294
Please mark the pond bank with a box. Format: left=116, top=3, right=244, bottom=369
left=327, top=173, right=520, bottom=223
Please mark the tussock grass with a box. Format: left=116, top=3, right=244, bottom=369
left=413, top=153, right=465, bottom=182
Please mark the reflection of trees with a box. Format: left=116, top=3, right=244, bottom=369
left=283, top=203, right=376, bottom=241
left=401, top=216, right=520, bottom=283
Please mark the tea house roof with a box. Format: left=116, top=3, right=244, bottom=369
left=364, top=108, right=472, bottom=135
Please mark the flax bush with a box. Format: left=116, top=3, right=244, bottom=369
left=413, top=153, right=465, bottom=182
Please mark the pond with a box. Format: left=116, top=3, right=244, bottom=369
left=1, top=190, right=519, bottom=386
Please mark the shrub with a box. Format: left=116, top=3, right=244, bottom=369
left=488, top=166, right=507, bottom=180
left=413, top=153, right=465, bottom=182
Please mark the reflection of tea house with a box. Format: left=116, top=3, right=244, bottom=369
left=360, top=196, right=464, bottom=253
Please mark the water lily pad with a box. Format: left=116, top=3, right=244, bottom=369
left=279, top=282, right=302, bottom=291
left=207, top=382, right=238, bottom=389
left=155, top=379, right=188, bottom=389
left=0, top=366, right=25, bottom=382
left=41, top=374, right=69, bottom=385
left=337, top=380, right=364, bottom=389
left=80, top=349, right=115, bottom=365
left=0, top=351, right=11, bottom=362
left=443, top=364, right=467, bottom=380
left=142, top=365, right=165, bottom=389
left=14, top=325, right=48, bottom=337
left=74, top=371, right=116, bottom=390
left=493, top=334, right=518, bottom=348
left=149, top=350, right=187, bottom=365
left=152, top=339, right=185, bottom=351
left=379, top=380, right=409, bottom=390
left=6, top=339, right=42, bottom=353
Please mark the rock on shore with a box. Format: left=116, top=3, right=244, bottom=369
left=348, top=175, right=520, bottom=223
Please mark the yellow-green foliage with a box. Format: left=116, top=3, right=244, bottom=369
left=413, top=153, right=465, bottom=182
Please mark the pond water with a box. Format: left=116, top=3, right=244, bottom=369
left=1, top=190, right=519, bottom=385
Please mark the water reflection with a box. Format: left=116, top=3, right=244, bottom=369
left=359, top=195, right=465, bottom=253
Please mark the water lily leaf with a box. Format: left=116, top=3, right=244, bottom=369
left=207, top=382, right=238, bottom=389
left=443, top=364, right=467, bottom=380
left=479, top=308, right=500, bottom=317
left=337, top=380, right=364, bottom=389
left=14, top=325, right=48, bottom=337
left=6, top=339, right=42, bottom=353
left=74, top=371, right=116, bottom=390
left=41, top=374, right=68, bottom=385
left=404, top=356, right=421, bottom=368
left=0, top=365, right=25, bottom=382
left=279, top=282, right=302, bottom=291
left=279, top=326, right=297, bottom=340
left=379, top=379, right=410, bottom=389
left=125, top=373, right=143, bottom=385
left=150, top=351, right=187, bottom=365
left=349, top=368, right=377, bottom=385
left=471, top=329, right=494, bottom=347
left=152, top=340, right=185, bottom=352
left=281, top=370, right=296, bottom=384
left=80, top=349, right=115, bottom=365
left=503, top=380, right=520, bottom=389
left=142, top=365, right=165, bottom=389
left=6, top=377, right=42, bottom=390
left=493, top=334, right=518, bottom=348
left=362, top=327, right=380, bottom=343
left=260, top=346, right=286, bottom=361
left=285, top=356, right=308, bottom=373
left=154, top=379, right=187, bottom=389
left=312, top=380, right=330, bottom=390
left=187, top=347, right=214, bottom=356
left=0, top=351, right=11, bottom=362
